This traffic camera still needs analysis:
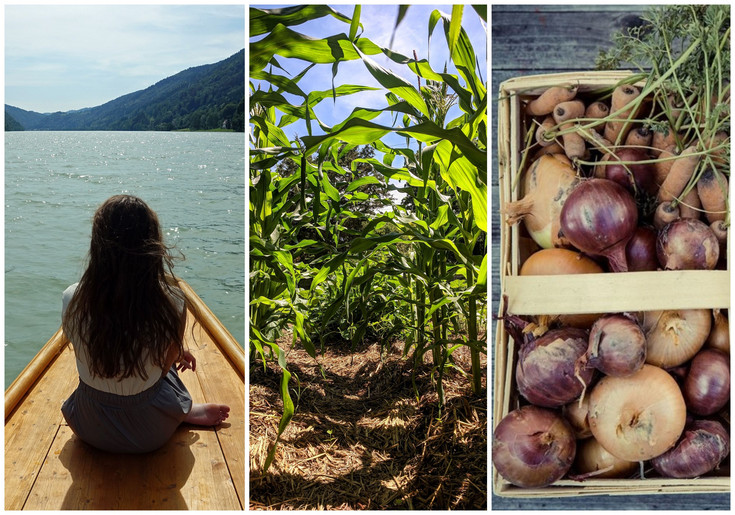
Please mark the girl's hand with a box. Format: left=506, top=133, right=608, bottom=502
left=177, top=350, right=196, bottom=372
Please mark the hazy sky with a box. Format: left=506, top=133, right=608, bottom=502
left=250, top=4, right=488, bottom=141
left=5, top=4, right=245, bottom=113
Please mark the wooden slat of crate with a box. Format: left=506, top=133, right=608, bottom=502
left=505, top=270, right=730, bottom=315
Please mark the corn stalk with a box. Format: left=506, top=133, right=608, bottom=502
left=249, top=4, right=487, bottom=469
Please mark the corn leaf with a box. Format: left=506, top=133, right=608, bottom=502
left=346, top=176, right=381, bottom=192
left=434, top=140, right=487, bottom=232
left=250, top=25, right=383, bottom=72
left=250, top=5, right=352, bottom=37
left=349, top=5, right=361, bottom=41
left=353, top=45, right=430, bottom=118
left=448, top=5, right=464, bottom=60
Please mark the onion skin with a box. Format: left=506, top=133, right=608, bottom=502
left=603, top=148, right=658, bottom=197
left=516, top=328, right=594, bottom=408
left=520, top=248, right=604, bottom=275
left=684, top=349, right=730, bottom=416
left=588, top=364, right=687, bottom=462
left=559, top=179, right=638, bottom=272
left=705, top=310, right=729, bottom=354
left=625, top=226, right=659, bottom=271
left=562, top=396, right=592, bottom=438
left=573, top=437, right=638, bottom=479
left=586, top=314, right=647, bottom=377
left=642, top=310, right=711, bottom=368
left=651, top=419, right=730, bottom=479
left=505, top=154, right=579, bottom=249
left=492, top=405, right=576, bottom=488
left=657, top=218, right=720, bottom=270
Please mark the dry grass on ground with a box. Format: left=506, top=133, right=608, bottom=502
left=249, top=335, right=487, bottom=510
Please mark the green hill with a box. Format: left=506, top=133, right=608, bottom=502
left=6, top=49, right=244, bottom=132
left=5, top=111, right=24, bottom=131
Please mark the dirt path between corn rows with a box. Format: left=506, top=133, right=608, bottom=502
left=249, top=335, right=487, bottom=510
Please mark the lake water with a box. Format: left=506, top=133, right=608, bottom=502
left=5, top=131, right=245, bottom=388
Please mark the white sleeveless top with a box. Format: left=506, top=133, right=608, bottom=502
left=62, top=282, right=184, bottom=396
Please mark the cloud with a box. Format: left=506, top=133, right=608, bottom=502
left=5, top=5, right=245, bottom=112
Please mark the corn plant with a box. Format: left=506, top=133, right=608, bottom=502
left=249, top=4, right=487, bottom=470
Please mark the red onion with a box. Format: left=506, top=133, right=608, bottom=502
left=492, top=405, right=576, bottom=488
left=560, top=179, right=638, bottom=272
left=515, top=327, right=594, bottom=407
left=683, top=349, right=730, bottom=415
left=657, top=218, right=720, bottom=270
left=604, top=148, right=658, bottom=196
left=651, top=419, right=730, bottom=478
left=586, top=314, right=646, bottom=377
left=625, top=226, right=659, bottom=271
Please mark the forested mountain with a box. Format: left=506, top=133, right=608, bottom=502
left=6, top=49, right=244, bottom=132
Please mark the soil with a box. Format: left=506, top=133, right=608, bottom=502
left=249, top=333, right=487, bottom=510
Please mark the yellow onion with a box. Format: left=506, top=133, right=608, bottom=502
left=705, top=309, right=729, bottom=354
left=642, top=310, right=711, bottom=367
left=504, top=154, right=579, bottom=249
left=588, top=364, right=686, bottom=461
left=573, top=437, right=638, bottom=479
left=562, top=395, right=592, bottom=438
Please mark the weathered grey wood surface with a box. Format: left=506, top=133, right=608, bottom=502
left=490, top=5, right=730, bottom=510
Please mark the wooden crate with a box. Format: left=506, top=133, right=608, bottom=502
left=494, top=71, right=731, bottom=497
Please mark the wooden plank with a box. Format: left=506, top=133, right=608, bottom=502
left=23, top=327, right=240, bottom=510
left=184, top=312, right=245, bottom=507
left=4, top=344, right=78, bottom=510
left=24, top=425, right=240, bottom=510
left=5, top=328, right=68, bottom=419
left=491, top=9, right=646, bottom=72
left=504, top=270, right=731, bottom=315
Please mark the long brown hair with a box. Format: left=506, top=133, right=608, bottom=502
left=63, top=194, right=185, bottom=380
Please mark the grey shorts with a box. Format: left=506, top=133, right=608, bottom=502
left=61, top=368, right=193, bottom=454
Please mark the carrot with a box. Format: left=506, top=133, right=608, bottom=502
left=651, top=128, right=677, bottom=156
left=526, top=85, right=578, bottom=116
left=678, top=187, right=701, bottom=219
left=653, top=201, right=680, bottom=230
left=531, top=141, right=565, bottom=160
left=697, top=167, right=728, bottom=223
left=604, top=84, right=641, bottom=144
left=657, top=145, right=700, bottom=203
left=593, top=152, right=612, bottom=179
left=624, top=126, right=652, bottom=148
left=552, top=100, right=586, bottom=159
left=535, top=116, right=556, bottom=147
left=584, top=101, right=609, bottom=133
left=653, top=145, right=677, bottom=186
left=710, top=220, right=728, bottom=244
left=703, top=131, right=729, bottom=167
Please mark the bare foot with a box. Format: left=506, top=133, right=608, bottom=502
left=184, top=403, right=230, bottom=426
